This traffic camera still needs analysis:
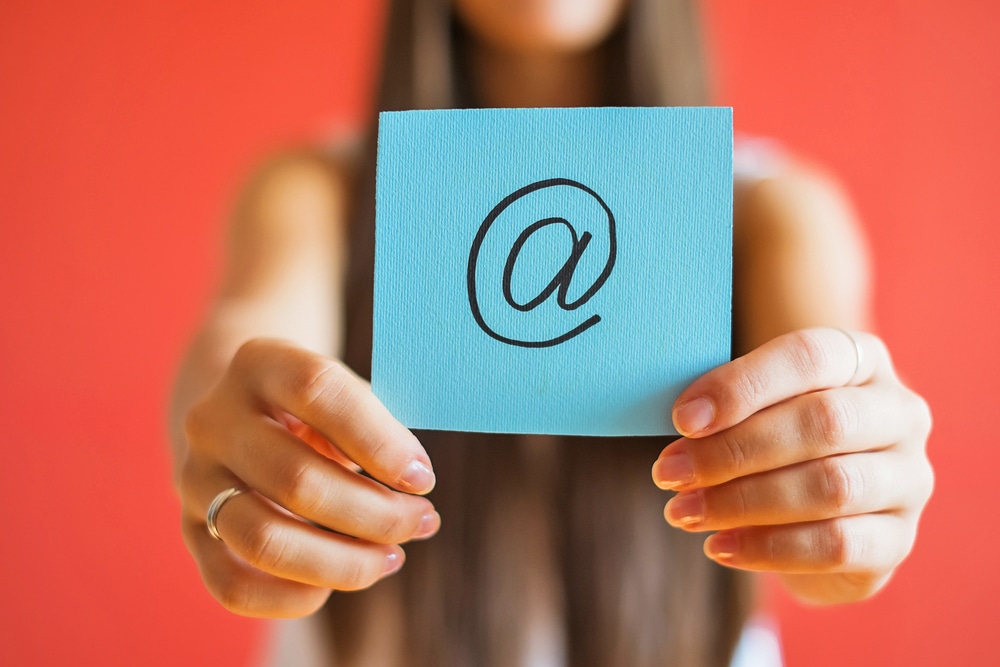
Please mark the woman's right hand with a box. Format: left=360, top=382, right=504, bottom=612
left=177, top=338, right=439, bottom=618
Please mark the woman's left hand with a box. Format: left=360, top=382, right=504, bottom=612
left=651, top=327, right=933, bottom=604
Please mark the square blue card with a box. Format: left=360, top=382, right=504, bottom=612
left=373, top=107, right=732, bottom=437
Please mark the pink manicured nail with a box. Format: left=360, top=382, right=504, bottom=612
left=674, top=397, right=715, bottom=436
left=398, top=460, right=436, bottom=494
left=413, top=511, right=441, bottom=539
left=706, top=532, right=737, bottom=559
left=653, top=452, right=695, bottom=489
left=383, top=548, right=405, bottom=576
left=666, top=491, right=704, bottom=527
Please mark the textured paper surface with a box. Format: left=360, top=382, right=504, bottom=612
left=372, top=107, right=732, bottom=436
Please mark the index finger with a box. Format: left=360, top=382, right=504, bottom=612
left=232, top=339, right=435, bottom=494
left=672, top=328, right=886, bottom=438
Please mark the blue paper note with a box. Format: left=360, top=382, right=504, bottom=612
left=373, top=107, right=732, bottom=436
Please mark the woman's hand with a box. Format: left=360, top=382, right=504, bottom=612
left=651, top=327, right=933, bottom=604
left=177, top=338, right=440, bottom=618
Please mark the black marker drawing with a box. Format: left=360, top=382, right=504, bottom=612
left=467, top=178, right=617, bottom=347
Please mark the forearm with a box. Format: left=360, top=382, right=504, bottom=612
left=733, top=165, right=872, bottom=353
left=168, top=151, right=350, bottom=479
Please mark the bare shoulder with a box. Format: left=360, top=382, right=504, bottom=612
left=218, top=136, right=366, bottom=302
left=235, top=137, right=364, bottom=231
left=734, top=159, right=861, bottom=242
left=732, top=158, right=873, bottom=346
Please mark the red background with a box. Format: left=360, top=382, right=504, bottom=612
left=1, top=1, right=997, bottom=665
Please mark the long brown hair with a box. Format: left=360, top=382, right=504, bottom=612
left=325, top=1, right=753, bottom=665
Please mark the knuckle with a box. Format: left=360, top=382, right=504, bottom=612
left=212, top=570, right=257, bottom=616
left=177, top=456, right=203, bottom=507
left=869, top=335, right=892, bottom=369
left=180, top=515, right=205, bottom=556
left=335, top=552, right=383, bottom=591
left=241, top=520, right=289, bottom=573
left=789, top=329, right=833, bottom=378
left=372, top=500, right=413, bottom=544
left=910, top=392, right=934, bottom=439
left=819, top=457, right=862, bottom=514
left=762, top=529, right=779, bottom=565
left=916, top=456, right=936, bottom=507
left=924, top=461, right=936, bottom=503
left=823, top=519, right=862, bottom=570
left=276, top=461, right=327, bottom=517
left=229, top=338, right=268, bottom=380
left=717, top=431, right=750, bottom=475
left=898, top=520, right=919, bottom=563
left=183, top=401, right=214, bottom=452
left=365, top=434, right=393, bottom=466
left=810, top=392, right=855, bottom=450
left=728, top=482, right=753, bottom=524
left=729, top=367, right=768, bottom=412
left=294, top=358, right=351, bottom=417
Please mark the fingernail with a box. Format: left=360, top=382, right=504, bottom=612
left=706, top=532, right=737, bottom=560
left=383, top=548, right=405, bottom=576
left=674, top=397, right=714, bottom=436
left=653, top=452, right=695, bottom=490
left=413, top=511, right=441, bottom=539
left=666, top=491, right=704, bottom=527
left=398, top=460, right=436, bottom=494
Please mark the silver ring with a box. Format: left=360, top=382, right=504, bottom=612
left=835, top=328, right=865, bottom=386
left=206, top=487, right=246, bottom=541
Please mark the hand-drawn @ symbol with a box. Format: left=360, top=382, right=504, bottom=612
left=466, top=178, right=617, bottom=348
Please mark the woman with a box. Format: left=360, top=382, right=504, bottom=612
left=169, top=0, right=934, bottom=665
